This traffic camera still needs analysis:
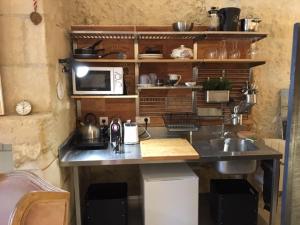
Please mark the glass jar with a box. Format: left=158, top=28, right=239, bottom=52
left=208, top=7, right=220, bottom=31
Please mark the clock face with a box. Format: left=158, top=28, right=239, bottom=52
left=16, top=100, right=32, bottom=116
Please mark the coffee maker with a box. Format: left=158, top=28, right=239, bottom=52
left=109, top=118, right=123, bottom=153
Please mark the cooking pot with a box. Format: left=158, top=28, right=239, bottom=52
left=79, top=113, right=100, bottom=140
left=240, top=17, right=262, bottom=32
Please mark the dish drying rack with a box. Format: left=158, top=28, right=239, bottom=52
left=139, top=96, right=194, bottom=116
left=163, top=112, right=200, bottom=132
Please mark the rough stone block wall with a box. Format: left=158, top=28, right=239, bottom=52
left=0, top=0, right=75, bottom=189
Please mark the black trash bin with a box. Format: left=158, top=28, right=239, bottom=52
left=85, top=182, right=128, bottom=225
left=210, top=179, right=259, bottom=225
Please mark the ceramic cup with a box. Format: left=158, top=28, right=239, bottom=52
left=140, top=74, right=151, bottom=84
left=149, top=73, right=157, bottom=85
left=168, top=74, right=182, bottom=86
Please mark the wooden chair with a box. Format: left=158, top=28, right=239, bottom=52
left=0, top=170, right=69, bottom=225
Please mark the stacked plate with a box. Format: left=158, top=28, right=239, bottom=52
left=139, top=54, right=163, bottom=59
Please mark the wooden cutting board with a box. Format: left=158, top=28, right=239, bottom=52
left=140, top=138, right=199, bottom=161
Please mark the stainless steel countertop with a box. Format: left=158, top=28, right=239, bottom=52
left=59, top=128, right=282, bottom=167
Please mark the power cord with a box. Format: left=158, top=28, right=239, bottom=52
left=139, top=118, right=151, bottom=140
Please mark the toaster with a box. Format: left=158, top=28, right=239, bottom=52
left=123, top=121, right=139, bottom=145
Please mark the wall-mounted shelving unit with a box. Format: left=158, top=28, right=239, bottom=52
left=71, top=30, right=267, bottom=42
left=75, top=58, right=266, bottom=67
left=137, top=86, right=202, bottom=90
left=71, top=95, right=139, bottom=99
left=70, top=25, right=268, bottom=125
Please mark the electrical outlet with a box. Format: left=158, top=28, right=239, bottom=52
left=99, top=117, right=109, bottom=125
left=136, top=116, right=151, bottom=124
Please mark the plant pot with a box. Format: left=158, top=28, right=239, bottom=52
left=206, top=90, right=230, bottom=103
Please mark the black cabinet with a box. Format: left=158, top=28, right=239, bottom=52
left=210, top=179, right=259, bottom=225
left=85, top=183, right=128, bottom=225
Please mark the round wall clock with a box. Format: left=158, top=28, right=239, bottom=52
left=16, top=100, right=32, bottom=116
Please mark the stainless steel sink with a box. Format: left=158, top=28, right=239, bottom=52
left=210, top=138, right=258, bottom=174
left=210, top=138, right=258, bottom=152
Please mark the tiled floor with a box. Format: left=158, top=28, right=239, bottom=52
left=128, top=195, right=282, bottom=225
left=259, top=196, right=281, bottom=225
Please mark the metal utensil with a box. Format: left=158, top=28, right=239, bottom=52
left=172, top=22, right=194, bottom=32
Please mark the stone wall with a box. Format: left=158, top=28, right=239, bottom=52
left=0, top=0, right=75, bottom=188
left=68, top=0, right=300, bottom=138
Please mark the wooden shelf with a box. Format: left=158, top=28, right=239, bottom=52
left=74, top=59, right=200, bottom=63
left=202, top=59, right=266, bottom=67
left=71, top=95, right=138, bottom=99
left=74, top=59, right=136, bottom=63
left=202, top=31, right=268, bottom=42
left=71, top=30, right=268, bottom=42
left=137, top=59, right=200, bottom=63
left=74, top=58, right=265, bottom=67
left=138, top=85, right=202, bottom=90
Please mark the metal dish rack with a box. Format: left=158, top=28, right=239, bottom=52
left=163, top=112, right=200, bottom=132
left=139, top=96, right=194, bottom=116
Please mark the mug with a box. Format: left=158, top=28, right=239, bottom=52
left=168, top=74, right=182, bottom=86
left=140, top=74, right=151, bottom=84
left=149, top=73, right=157, bottom=85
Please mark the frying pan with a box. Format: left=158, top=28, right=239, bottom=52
left=74, top=40, right=104, bottom=55
left=74, top=51, right=126, bottom=59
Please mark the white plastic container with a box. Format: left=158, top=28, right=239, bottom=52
left=123, top=121, right=139, bottom=144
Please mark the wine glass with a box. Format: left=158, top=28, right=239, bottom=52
left=228, top=40, right=241, bottom=59
left=247, top=43, right=259, bottom=59
left=205, top=48, right=219, bottom=59
left=219, top=40, right=227, bottom=60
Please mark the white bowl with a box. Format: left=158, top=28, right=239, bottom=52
left=185, top=82, right=197, bottom=87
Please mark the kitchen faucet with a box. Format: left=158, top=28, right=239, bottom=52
left=220, top=117, right=233, bottom=139
left=220, top=82, right=257, bottom=138
left=229, top=82, right=258, bottom=127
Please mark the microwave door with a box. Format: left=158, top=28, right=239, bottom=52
left=75, top=70, right=112, bottom=94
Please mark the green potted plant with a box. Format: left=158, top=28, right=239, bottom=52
left=203, top=77, right=232, bottom=103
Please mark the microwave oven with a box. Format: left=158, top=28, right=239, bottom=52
left=72, top=67, right=124, bottom=95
